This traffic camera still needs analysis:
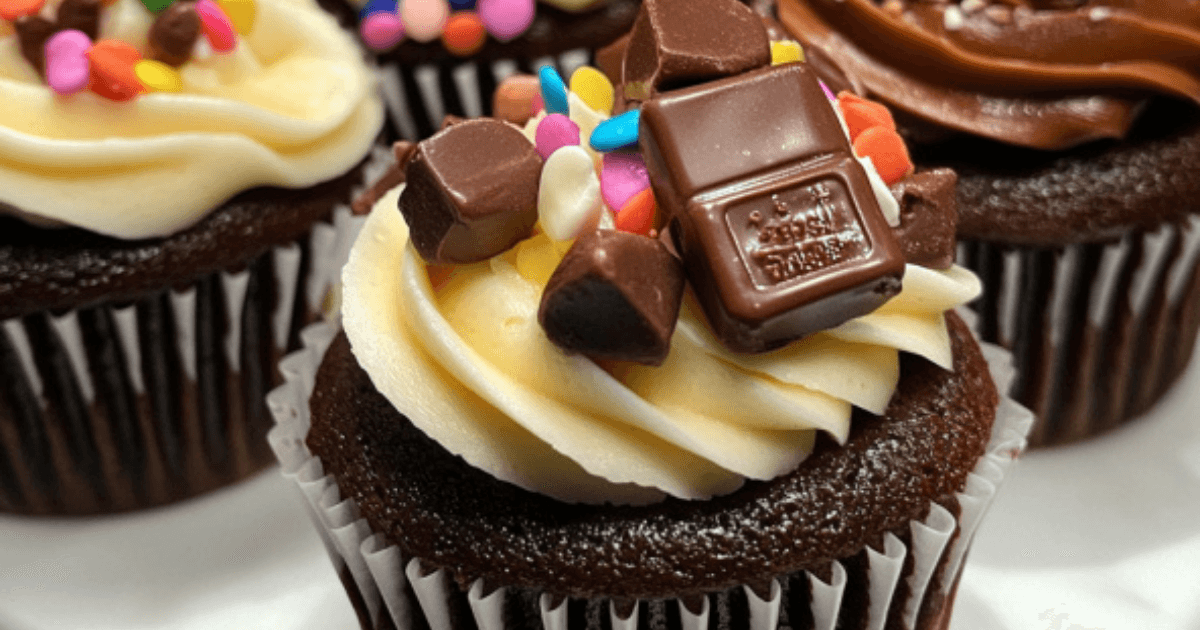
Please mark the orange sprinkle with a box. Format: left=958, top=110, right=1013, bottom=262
left=87, top=40, right=144, bottom=101
left=0, top=0, right=44, bottom=21
left=853, top=126, right=913, bottom=186
left=614, top=188, right=656, bottom=236
left=441, top=12, right=486, bottom=57
left=837, top=91, right=894, bottom=137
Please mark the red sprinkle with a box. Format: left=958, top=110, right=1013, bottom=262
left=614, top=188, right=656, bottom=235
left=441, top=12, right=485, bottom=57
left=196, top=0, right=237, bottom=53
left=87, top=39, right=144, bottom=101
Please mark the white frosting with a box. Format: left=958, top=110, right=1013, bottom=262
left=342, top=186, right=982, bottom=505
left=0, top=0, right=384, bottom=239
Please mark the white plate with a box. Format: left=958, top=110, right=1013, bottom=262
left=2, top=349, right=1198, bottom=630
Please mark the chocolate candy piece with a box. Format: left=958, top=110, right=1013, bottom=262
left=399, top=119, right=542, bottom=264
left=57, top=0, right=101, bottom=39
left=539, top=230, right=685, bottom=365
left=641, top=64, right=905, bottom=353
left=15, top=16, right=58, bottom=75
left=890, top=168, right=958, bottom=270
left=149, top=2, right=201, bottom=67
left=622, top=0, right=770, bottom=101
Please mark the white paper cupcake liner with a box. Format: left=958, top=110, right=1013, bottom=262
left=379, top=49, right=592, bottom=141
left=0, top=205, right=363, bottom=516
left=960, top=214, right=1200, bottom=447
left=268, top=317, right=1032, bottom=630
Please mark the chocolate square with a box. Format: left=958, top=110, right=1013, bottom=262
left=642, top=64, right=905, bottom=352
left=399, top=119, right=542, bottom=264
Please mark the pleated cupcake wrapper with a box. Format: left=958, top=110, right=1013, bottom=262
left=960, top=214, right=1200, bottom=448
left=0, top=205, right=365, bottom=516
left=379, top=49, right=593, bottom=141
left=268, top=320, right=1033, bottom=630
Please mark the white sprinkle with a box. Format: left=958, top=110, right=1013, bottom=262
left=1089, top=6, right=1113, bottom=21
left=961, top=0, right=986, bottom=14
left=944, top=6, right=964, bottom=31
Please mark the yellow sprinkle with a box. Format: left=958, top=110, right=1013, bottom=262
left=134, top=60, right=183, bottom=92
left=771, top=40, right=805, bottom=65
left=569, top=66, right=614, bottom=116
left=217, top=0, right=256, bottom=35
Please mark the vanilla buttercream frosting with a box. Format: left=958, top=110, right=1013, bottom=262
left=0, top=0, right=383, bottom=239
left=342, top=185, right=982, bottom=505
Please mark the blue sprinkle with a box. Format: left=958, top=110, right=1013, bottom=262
left=358, top=0, right=397, bottom=21
left=538, top=65, right=569, bottom=116
left=448, top=0, right=476, bottom=8
left=589, top=110, right=641, bottom=152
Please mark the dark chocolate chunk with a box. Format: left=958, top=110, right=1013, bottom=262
left=440, top=115, right=466, bottom=129
left=890, top=168, right=958, bottom=270
left=352, top=142, right=417, bottom=216
left=56, top=0, right=102, bottom=40
left=622, top=0, right=770, bottom=101
left=149, top=2, right=201, bottom=67
left=399, top=119, right=542, bottom=264
left=539, top=230, right=685, bottom=366
left=641, top=64, right=905, bottom=353
left=14, top=16, right=58, bottom=76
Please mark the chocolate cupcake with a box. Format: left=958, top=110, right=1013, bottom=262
left=269, top=8, right=1032, bottom=627
left=775, top=0, right=1200, bottom=447
left=0, top=0, right=384, bottom=515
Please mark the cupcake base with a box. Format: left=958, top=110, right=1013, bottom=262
left=269, top=317, right=1032, bottom=630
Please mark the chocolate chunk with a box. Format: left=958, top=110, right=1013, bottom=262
left=890, top=168, right=958, bottom=270
left=595, top=32, right=629, bottom=86
left=14, top=16, right=58, bottom=76
left=56, top=0, right=102, bottom=40
left=441, top=115, right=466, bottom=129
left=149, top=2, right=201, bottom=67
left=399, top=119, right=542, bottom=264
left=622, top=0, right=770, bottom=101
left=352, top=142, right=417, bottom=216
left=641, top=64, right=905, bottom=353
left=539, top=230, right=685, bottom=365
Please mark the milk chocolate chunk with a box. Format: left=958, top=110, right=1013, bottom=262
left=641, top=64, right=905, bottom=353
left=890, top=168, right=958, bottom=270
left=149, top=2, right=201, bottom=67
left=57, top=0, right=101, bottom=39
left=539, top=230, right=685, bottom=366
left=15, top=16, right=58, bottom=75
left=399, top=119, right=542, bottom=264
left=622, top=0, right=770, bottom=101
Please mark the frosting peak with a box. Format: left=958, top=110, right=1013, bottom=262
left=0, top=0, right=383, bottom=239
left=779, top=0, right=1200, bottom=149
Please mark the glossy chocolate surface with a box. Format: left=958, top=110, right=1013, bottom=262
left=539, top=230, right=685, bottom=366
left=890, top=168, right=957, bottom=270
left=399, top=120, right=542, bottom=265
left=622, top=0, right=770, bottom=101
left=641, top=64, right=904, bottom=352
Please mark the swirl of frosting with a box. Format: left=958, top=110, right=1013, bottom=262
left=341, top=185, right=982, bottom=505
left=0, top=0, right=384, bottom=239
left=778, top=0, right=1200, bottom=149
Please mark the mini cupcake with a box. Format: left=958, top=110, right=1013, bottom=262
left=269, top=3, right=1032, bottom=627
left=0, top=0, right=384, bottom=515
left=776, top=0, right=1200, bottom=447
left=339, top=0, right=640, bottom=140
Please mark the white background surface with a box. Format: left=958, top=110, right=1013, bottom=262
left=1, top=350, right=1198, bottom=630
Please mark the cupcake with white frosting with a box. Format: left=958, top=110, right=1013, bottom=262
left=0, top=0, right=384, bottom=515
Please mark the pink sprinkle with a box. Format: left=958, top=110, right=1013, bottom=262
left=197, top=0, right=237, bottom=53
left=361, top=12, right=404, bottom=51
left=818, top=80, right=836, bottom=102
left=44, top=29, right=91, bottom=95
left=478, top=0, right=534, bottom=41
left=535, top=113, right=580, bottom=160
left=401, top=0, right=449, bottom=42
left=600, top=152, right=650, bottom=212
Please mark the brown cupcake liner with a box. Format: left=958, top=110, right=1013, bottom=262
left=268, top=320, right=1032, bottom=630
left=0, top=205, right=365, bottom=516
left=959, top=214, right=1200, bottom=448
left=379, top=49, right=592, bottom=141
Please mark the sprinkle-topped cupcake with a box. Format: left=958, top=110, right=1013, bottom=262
left=269, top=0, right=1032, bottom=627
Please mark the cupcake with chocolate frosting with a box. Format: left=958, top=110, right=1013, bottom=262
left=269, top=1, right=1032, bottom=627
left=777, top=0, right=1200, bottom=446
left=0, top=0, right=384, bottom=515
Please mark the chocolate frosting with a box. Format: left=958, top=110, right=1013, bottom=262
left=778, top=0, right=1200, bottom=149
